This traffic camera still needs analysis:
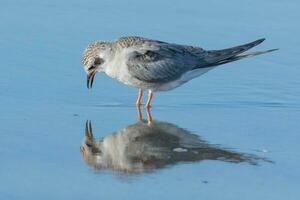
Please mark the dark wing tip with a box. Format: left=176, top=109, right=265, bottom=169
left=253, top=38, right=266, bottom=46
left=267, top=48, right=279, bottom=52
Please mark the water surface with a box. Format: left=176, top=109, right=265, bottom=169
left=1, top=0, right=300, bottom=199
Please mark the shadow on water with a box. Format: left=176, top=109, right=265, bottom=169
left=80, top=108, right=271, bottom=174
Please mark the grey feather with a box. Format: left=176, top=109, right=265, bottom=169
left=124, top=37, right=206, bottom=83
left=205, top=48, right=279, bottom=67
left=124, top=37, right=277, bottom=84
left=204, top=38, right=266, bottom=65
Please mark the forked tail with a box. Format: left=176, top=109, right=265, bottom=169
left=204, top=38, right=278, bottom=67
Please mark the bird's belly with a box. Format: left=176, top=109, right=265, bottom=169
left=154, top=67, right=215, bottom=91
left=105, top=63, right=215, bottom=91
left=180, top=67, right=214, bottom=82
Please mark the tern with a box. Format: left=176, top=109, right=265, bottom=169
left=82, top=36, right=277, bottom=107
left=80, top=112, right=269, bottom=173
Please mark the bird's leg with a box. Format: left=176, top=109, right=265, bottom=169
left=136, top=104, right=142, bottom=121
left=145, top=90, right=153, bottom=109
left=136, top=88, right=143, bottom=106
left=145, top=106, right=153, bottom=125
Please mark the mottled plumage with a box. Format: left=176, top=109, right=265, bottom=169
left=82, top=41, right=109, bottom=67
left=82, top=36, right=277, bottom=106
left=80, top=120, right=267, bottom=173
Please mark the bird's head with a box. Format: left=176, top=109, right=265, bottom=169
left=80, top=121, right=104, bottom=169
left=82, top=41, right=112, bottom=88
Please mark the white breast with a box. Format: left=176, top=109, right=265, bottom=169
left=104, top=48, right=142, bottom=87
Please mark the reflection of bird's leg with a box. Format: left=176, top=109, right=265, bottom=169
left=136, top=88, right=143, bottom=106
left=145, top=90, right=153, bottom=108
left=136, top=104, right=142, bottom=121
left=145, top=106, right=153, bottom=125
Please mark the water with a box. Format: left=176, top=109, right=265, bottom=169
left=1, top=0, right=300, bottom=199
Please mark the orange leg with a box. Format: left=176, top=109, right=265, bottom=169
left=145, top=90, right=153, bottom=109
left=136, top=88, right=143, bottom=106
left=136, top=104, right=142, bottom=121
left=145, top=106, right=152, bottom=125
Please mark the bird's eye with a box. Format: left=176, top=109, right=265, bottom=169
left=86, top=142, right=93, bottom=148
left=88, top=66, right=96, bottom=71
left=94, top=57, right=104, bottom=65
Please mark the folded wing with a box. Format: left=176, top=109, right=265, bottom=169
left=125, top=37, right=206, bottom=83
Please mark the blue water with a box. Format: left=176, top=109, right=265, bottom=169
left=1, top=0, right=300, bottom=199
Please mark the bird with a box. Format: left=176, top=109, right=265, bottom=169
left=82, top=36, right=277, bottom=108
left=80, top=119, right=267, bottom=173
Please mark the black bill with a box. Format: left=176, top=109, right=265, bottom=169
left=87, top=70, right=96, bottom=89
left=85, top=120, right=94, bottom=139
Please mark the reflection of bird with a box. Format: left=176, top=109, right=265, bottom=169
left=80, top=120, right=268, bottom=174
left=82, top=36, right=277, bottom=107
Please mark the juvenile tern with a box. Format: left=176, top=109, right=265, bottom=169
left=82, top=36, right=277, bottom=107
left=80, top=118, right=268, bottom=173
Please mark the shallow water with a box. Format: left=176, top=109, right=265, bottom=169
left=1, top=0, right=300, bottom=199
